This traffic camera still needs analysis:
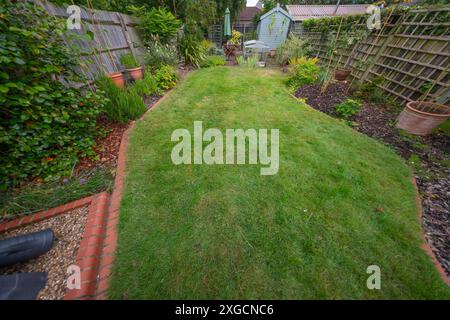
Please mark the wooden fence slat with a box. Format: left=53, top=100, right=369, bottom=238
left=300, top=6, right=450, bottom=105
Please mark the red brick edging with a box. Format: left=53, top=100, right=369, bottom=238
left=0, top=90, right=175, bottom=300
left=412, top=177, right=450, bottom=286
left=0, top=193, right=110, bottom=299
left=94, top=89, right=174, bottom=299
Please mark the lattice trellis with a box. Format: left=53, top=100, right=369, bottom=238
left=297, top=7, right=450, bottom=105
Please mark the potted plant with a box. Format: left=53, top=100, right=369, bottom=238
left=120, top=53, right=144, bottom=80
left=107, top=71, right=125, bottom=88
left=334, top=30, right=368, bottom=81
left=396, top=101, right=450, bottom=136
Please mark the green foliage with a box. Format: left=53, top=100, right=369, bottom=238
left=335, top=99, right=362, bottom=119
left=0, top=167, right=114, bottom=221
left=200, top=55, right=226, bottom=68
left=230, top=30, right=243, bottom=46
left=286, top=57, right=320, bottom=90
left=180, top=35, right=207, bottom=67
left=120, top=53, right=139, bottom=69
left=154, top=65, right=178, bottom=91
left=135, top=7, right=181, bottom=44
left=276, top=35, right=312, bottom=66
left=130, top=72, right=159, bottom=97
left=237, top=55, right=259, bottom=68
left=354, top=76, right=391, bottom=105
left=144, top=38, right=179, bottom=71
left=0, top=1, right=107, bottom=188
left=97, top=77, right=147, bottom=123
left=302, top=14, right=369, bottom=33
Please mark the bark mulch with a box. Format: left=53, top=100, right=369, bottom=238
left=76, top=116, right=129, bottom=174
left=295, top=82, right=450, bottom=276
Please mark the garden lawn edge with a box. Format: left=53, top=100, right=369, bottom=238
left=290, top=93, right=450, bottom=287
left=95, top=90, right=175, bottom=299
left=108, top=69, right=450, bottom=296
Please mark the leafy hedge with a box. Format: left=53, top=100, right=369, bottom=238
left=0, top=1, right=106, bottom=188
left=135, top=7, right=181, bottom=44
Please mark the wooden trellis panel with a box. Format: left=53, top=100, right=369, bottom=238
left=299, top=7, right=450, bottom=105
left=34, top=0, right=145, bottom=81
left=208, top=25, right=224, bottom=47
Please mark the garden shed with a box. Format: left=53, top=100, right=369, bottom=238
left=257, top=3, right=293, bottom=50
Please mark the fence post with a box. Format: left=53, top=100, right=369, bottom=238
left=117, top=13, right=138, bottom=61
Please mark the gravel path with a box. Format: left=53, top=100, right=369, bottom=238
left=0, top=206, right=89, bottom=300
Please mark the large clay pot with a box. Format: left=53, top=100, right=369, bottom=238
left=107, top=72, right=125, bottom=88
left=335, top=69, right=351, bottom=81
left=127, top=66, right=144, bottom=80
left=396, top=101, right=450, bottom=136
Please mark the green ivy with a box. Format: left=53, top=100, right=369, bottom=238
left=0, top=1, right=106, bottom=188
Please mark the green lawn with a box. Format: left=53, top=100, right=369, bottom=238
left=109, top=67, right=450, bottom=299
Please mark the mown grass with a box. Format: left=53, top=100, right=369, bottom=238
left=109, top=67, right=450, bottom=299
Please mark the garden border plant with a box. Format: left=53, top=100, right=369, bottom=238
left=0, top=0, right=107, bottom=189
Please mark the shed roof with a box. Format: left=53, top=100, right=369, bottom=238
left=260, top=3, right=292, bottom=22
left=239, top=6, right=261, bottom=22
left=286, top=4, right=370, bottom=22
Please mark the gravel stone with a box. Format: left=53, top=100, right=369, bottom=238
left=0, top=206, right=89, bottom=300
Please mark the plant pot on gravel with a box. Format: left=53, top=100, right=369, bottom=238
left=120, top=53, right=143, bottom=81
left=335, top=69, right=351, bottom=81
left=396, top=101, right=450, bottom=136
left=107, top=72, right=125, bottom=88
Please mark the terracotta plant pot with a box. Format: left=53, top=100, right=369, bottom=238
left=335, top=69, right=351, bottom=81
left=107, top=72, right=125, bottom=88
left=127, top=66, right=144, bottom=81
left=396, top=101, right=450, bottom=136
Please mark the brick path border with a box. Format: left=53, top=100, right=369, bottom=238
left=2, top=86, right=447, bottom=300
left=0, top=89, right=175, bottom=300
left=94, top=89, right=174, bottom=299
left=0, top=192, right=111, bottom=299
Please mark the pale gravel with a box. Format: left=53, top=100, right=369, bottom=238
left=0, top=206, right=89, bottom=300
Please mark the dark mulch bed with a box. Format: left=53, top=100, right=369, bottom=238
left=75, top=116, right=130, bottom=174
left=77, top=94, right=162, bottom=174
left=144, top=95, right=162, bottom=109
left=295, top=82, right=450, bottom=276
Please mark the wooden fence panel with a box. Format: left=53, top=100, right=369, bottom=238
left=298, top=7, right=450, bottom=105
left=34, top=0, right=145, bottom=81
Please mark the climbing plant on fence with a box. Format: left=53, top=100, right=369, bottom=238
left=298, top=5, right=450, bottom=105
left=0, top=0, right=107, bottom=189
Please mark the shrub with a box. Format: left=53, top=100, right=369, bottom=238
left=276, top=35, right=312, bottom=66
left=200, top=55, right=226, bottom=68
left=237, top=55, right=259, bottom=68
left=286, top=57, right=320, bottom=90
left=335, top=99, right=362, bottom=119
left=136, top=7, right=181, bottom=44
left=0, top=1, right=107, bottom=187
left=230, top=30, right=243, bottom=46
left=130, top=72, right=159, bottom=97
left=154, top=65, right=178, bottom=91
left=203, top=41, right=224, bottom=56
left=144, top=38, right=179, bottom=71
left=180, top=35, right=207, bottom=67
left=120, top=53, right=139, bottom=69
left=97, top=77, right=147, bottom=123
left=354, top=76, right=389, bottom=105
